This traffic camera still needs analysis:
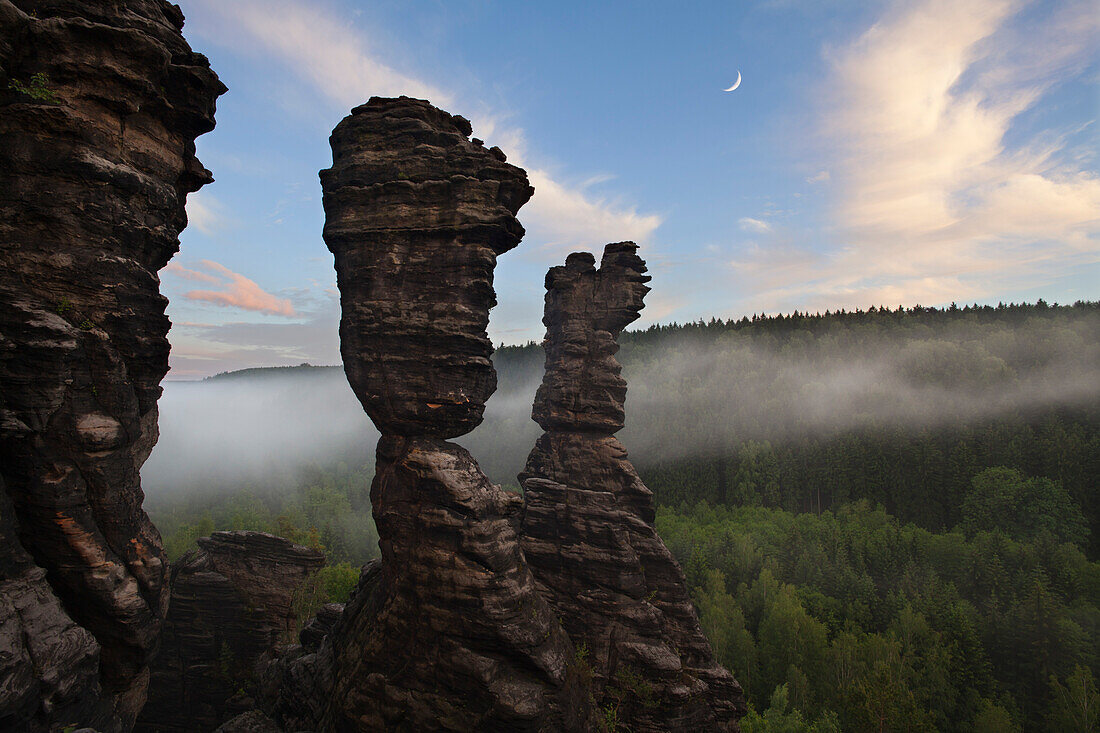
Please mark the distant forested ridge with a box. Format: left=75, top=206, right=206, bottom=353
left=205, top=362, right=340, bottom=381
left=148, top=300, right=1099, bottom=731
left=483, top=300, right=1100, bottom=557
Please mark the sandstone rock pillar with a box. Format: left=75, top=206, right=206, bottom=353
left=318, top=96, right=592, bottom=731
left=0, top=2, right=223, bottom=729
left=520, top=243, right=748, bottom=731
left=137, top=532, right=325, bottom=733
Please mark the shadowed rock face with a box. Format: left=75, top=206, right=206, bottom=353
left=0, top=477, right=111, bottom=730
left=532, top=245, right=651, bottom=433
left=321, top=96, right=533, bottom=439
left=0, top=0, right=223, bottom=728
left=137, top=532, right=324, bottom=733
left=308, top=96, right=593, bottom=731
left=520, top=243, right=748, bottom=731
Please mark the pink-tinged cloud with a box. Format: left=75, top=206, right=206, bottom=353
left=163, top=261, right=220, bottom=284
left=176, top=259, right=296, bottom=316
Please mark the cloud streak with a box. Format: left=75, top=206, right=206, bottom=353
left=191, top=0, right=661, bottom=253
left=738, top=217, right=772, bottom=234
left=167, top=260, right=297, bottom=317
left=736, top=0, right=1100, bottom=312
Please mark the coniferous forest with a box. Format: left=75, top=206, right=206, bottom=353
left=149, top=301, right=1099, bottom=732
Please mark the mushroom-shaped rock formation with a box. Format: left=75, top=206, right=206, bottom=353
left=520, top=243, right=748, bottom=731
left=0, top=1, right=223, bottom=729
left=322, top=96, right=532, bottom=439
left=310, top=96, right=594, bottom=731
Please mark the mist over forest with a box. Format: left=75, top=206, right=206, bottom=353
left=145, top=300, right=1100, bottom=499
left=145, top=301, right=1100, bottom=731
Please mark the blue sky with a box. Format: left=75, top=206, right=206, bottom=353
left=164, top=0, right=1099, bottom=378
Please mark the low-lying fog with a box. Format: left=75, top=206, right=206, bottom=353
left=143, top=311, right=1100, bottom=500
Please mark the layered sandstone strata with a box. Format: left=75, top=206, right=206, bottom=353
left=312, top=97, right=593, bottom=731
left=0, top=478, right=110, bottom=730
left=0, top=1, right=223, bottom=729
left=137, top=532, right=324, bottom=733
left=321, top=96, right=531, bottom=439
left=520, top=243, right=748, bottom=731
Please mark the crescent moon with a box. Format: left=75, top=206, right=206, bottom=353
left=723, top=71, right=742, bottom=92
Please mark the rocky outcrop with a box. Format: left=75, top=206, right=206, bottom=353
left=0, top=477, right=111, bottom=731
left=322, top=96, right=531, bottom=439
left=136, top=532, right=324, bottom=733
left=0, top=1, right=223, bottom=729
left=214, top=710, right=282, bottom=733
left=195, top=531, right=326, bottom=637
left=295, top=96, right=593, bottom=731
left=520, top=243, right=747, bottom=731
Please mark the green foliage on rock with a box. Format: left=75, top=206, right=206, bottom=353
left=8, top=72, right=60, bottom=103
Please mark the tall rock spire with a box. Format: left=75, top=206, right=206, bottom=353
left=520, top=243, right=748, bottom=731
left=315, top=97, right=593, bottom=731
left=0, top=2, right=223, bottom=729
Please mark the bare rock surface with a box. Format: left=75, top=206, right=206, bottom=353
left=198, top=531, right=326, bottom=637
left=0, top=0, right=223, bottom=728
left=214, top=710, right=283, bottom=733
left=520, top=243, right=748, bottom=731
left=136, top=532, right=324, bottom=733
left=307, top=96, right=593, bottom=731
left=0, top=477, right=112, bottom=731
left=321, top=96, right=533, bottom=439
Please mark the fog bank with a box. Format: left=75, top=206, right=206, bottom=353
left=143, top=310, right=1100, bottom=498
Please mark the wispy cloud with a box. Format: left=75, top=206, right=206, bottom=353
left=738, top=217, right=772, bottom=234
left=190, top=0, right=660, bottom=253
left=167, top=260, right=297, bottom=316
left=184, top=190, right=225, bottom=236
left=166, top=297, right=341, bottom=378
left=164, top=261, right=220, bottom=284
left=736, top=0, right=1100, bottom=311
left=203, top=0, right=450, bottom=109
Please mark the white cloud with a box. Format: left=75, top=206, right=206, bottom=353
left=735, top=0, right=1100, bottom=312
left=738, top=217, right=773, bottom=234
left=190, top=0, right=660, bottom=253
left=201, top=0, right=449, bottom=110
left=184, top=190, right=224, bottom=236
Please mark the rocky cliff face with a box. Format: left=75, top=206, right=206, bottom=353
left=0, top=477, right=111, bottom=730
left=520, top=243, right=747, bottom=731
left=0, top=1, right=223, bottom=729
left=304, top=96, right=594, bottom=731
left=137, top=532, right=324, bottom=733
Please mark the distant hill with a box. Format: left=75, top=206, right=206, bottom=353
left=205, top=363, right=341, bottom=381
